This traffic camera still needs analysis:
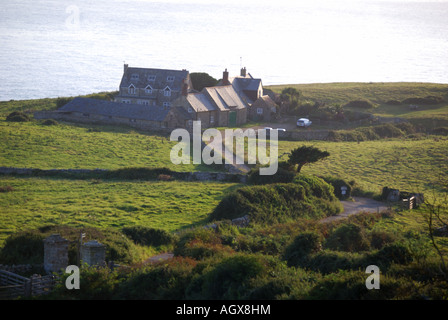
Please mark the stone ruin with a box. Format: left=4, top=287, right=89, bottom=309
left=44, top=234, right=69, bottom=273
left=43, top=234, right=107, bottom=274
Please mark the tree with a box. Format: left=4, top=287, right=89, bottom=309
left=190, top=72, right=218, bottom=91
left=287, top=146, right=330, bottom=173
left=280, top=87, right=301, bottom=115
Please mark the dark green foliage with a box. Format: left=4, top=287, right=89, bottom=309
left=283, top=232, right=322, bottom=267
left=0, top=185, right=14, bottom=193
left=402, top=96, right=445, bottom=105
left=247, top=166, right=296, bottom=185
left=41, top=119, right=59, bottom=126
left=122, top=226, right=175, bottom=247
left=104, top=167, right=175, bottom=180
left=6, top=111, right=31, bottom=122
left=187, top=254, right=264, bottom=299
left=115, top=258, right=197, bottom=300
left=324, top=223, right=370, bottom=252
left=210, top=176, right=341, bottom=224
left=369, top=230, right=397, bottom=249
left=0, top=233, right=45, bottom=264
left=344, top=100, right=375, bottom=109
left=0, top=225, right=140, bottom=265
left=433, top=127, right=448, bottom=136
left=288, top=145, right=330, bottom=173
left=321, top=176, right=352, bottom=200
left=328, top=123, right=414, bottom=142
left=55, top=97, right=73, bottom=108
left=190, top=72, right=218, bottom=91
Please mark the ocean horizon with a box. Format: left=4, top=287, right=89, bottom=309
left=1, top=0, right=448, bottom=101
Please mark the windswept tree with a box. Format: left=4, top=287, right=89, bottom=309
left=190, top=72, right=218, bottom=91
left=288, top=145, right=330, bottom=173
left=280, top=87, right=301, bottom=114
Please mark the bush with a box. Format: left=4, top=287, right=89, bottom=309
left=321, top=176, right=352, bottom=200
left=369, top=230, right=397, bottom=249
left=6, top=111, right=31, bottom=122
left=187, top=254, right=264, bottom=299
left=283, top=232, right=322, bottom=267
left=324, top=223, right=370, bottom=252
left=344, top=100, right=375, bottom=109
left=210, top=176, right=342, bottom=225
left=432, top=127, right=448, bottom=136
left=0, top=225, right=141, bottom=265
left=42, top=119, right=58, bottom=126
left=402, top=96, right=445, bottom=105
left=122, top=226, right=175, bottom=247
left=247, top=165, right=296, bottom=185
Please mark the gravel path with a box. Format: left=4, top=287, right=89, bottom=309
left=320, top=197, right=389, bottom=223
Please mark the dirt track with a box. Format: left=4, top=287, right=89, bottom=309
left=320, top=197, right=389, bottom=223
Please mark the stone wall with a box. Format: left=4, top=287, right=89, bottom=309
left=80, top=240, right=106, bottom=266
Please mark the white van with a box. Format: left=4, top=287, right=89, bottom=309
left=297, top=118, right=312, bottom=127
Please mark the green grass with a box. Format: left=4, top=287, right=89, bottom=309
left=0, top=120, right=220, bottom=172
left=277, top=137, right=448, bottom=200
left=0, top=177, right=241, bottom=246
left=267, top=82, right=448, bottom=105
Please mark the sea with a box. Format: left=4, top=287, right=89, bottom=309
left=1, top=0, right=448, bottom=101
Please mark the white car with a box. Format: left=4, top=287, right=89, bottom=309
left=297, top=118, right=312, bottom=127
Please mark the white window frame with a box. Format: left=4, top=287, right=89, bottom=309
left=122, top=99, right=131, bottom=104
left=131, top=74, right=139, bottom=81
left=163, top=102, right=171, bottom=108
left=164, top=86, right=171, bottom=97
left=210, top=115, right=215, bottom=123
left=167, top=76, right=175, bottom=82
left=145, top=85, right=153, bottom=94
left=128, top=84, right=136, bottom=95
left=148, top=75, right=156, bottom=82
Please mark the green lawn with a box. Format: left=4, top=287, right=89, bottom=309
left=0, top=120, right=218, bottom=172
left=277, top=137, right=448, bottom=199
left=0, top=177, right=240, bottom=246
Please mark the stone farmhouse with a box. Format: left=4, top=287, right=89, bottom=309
left=35, top=65, right=277, bottom=131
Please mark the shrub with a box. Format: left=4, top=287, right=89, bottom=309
left=42, top=119, right=58, bottom=126
left=344, top=100, right=375, bottom=109
left=247, top=166, right=296, bottom=185
left=372, top=243, right=413, bottom=267
left=6, top=111, right=31, bottom=122
left=321, top=176, right=352, bottom=200
left=433, top=127, right=448, bottom=136
left=283, top=232, right=322, bottom=267
left=324, top=223, right=370, bottom=252
left=369, top=230, right=397, bottom=249
left=0, top=225, right=141, bottom=265
left=122, top=226, right=175, bottom=247
left=402, top=96, right=445, bottom=105
left=56, top=97, right=73, bottom=108
left=188, top=254, right=264, bottom=299
left=210, top=176, right=341, bottom=225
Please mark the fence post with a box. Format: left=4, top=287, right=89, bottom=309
left=24, top=278, right=32, bottom=297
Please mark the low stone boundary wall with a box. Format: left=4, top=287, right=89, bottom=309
left=0, top=167, right=247, bottom=183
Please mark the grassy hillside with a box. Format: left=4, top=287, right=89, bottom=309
left=0, top=177, right=240, bottom=246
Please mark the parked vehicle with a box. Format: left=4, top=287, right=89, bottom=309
left=297, top=118, right=312, bottom=127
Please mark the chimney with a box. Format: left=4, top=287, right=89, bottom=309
left=240, top=67, right=247, bottom=77
left=124, top=63, right=129, bottom=73
left=222, top=68, right=230, bottom=85
left=182, top=78, right=189, bottom=96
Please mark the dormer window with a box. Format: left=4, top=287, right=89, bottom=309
left=145, top=85, right=153, bottom=94
left=131, top=74, right=139, bottom=81
left=128, top=84, right=136, bottom=95
left=148, top=75, right=156, bottom=81
left=164, top=86, right=171, bottom=97
left=167, top=76, right=175, bottom=82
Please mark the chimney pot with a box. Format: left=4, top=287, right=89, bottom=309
left=240, top=67, right=247, bottom=77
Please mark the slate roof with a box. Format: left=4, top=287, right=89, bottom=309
left=57, top=97, right=169, bottom=122
left=186, top=92, right=217, bottom=112
left=120, top=67, right=189, bottom=90
left=202, top=85, right=247, bottom=111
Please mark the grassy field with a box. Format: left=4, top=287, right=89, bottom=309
left=0, top=177, right=240, bottom=246
left=0, top=120, right=217, bottom=172
left=278, top=137, right=448, bottom=199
